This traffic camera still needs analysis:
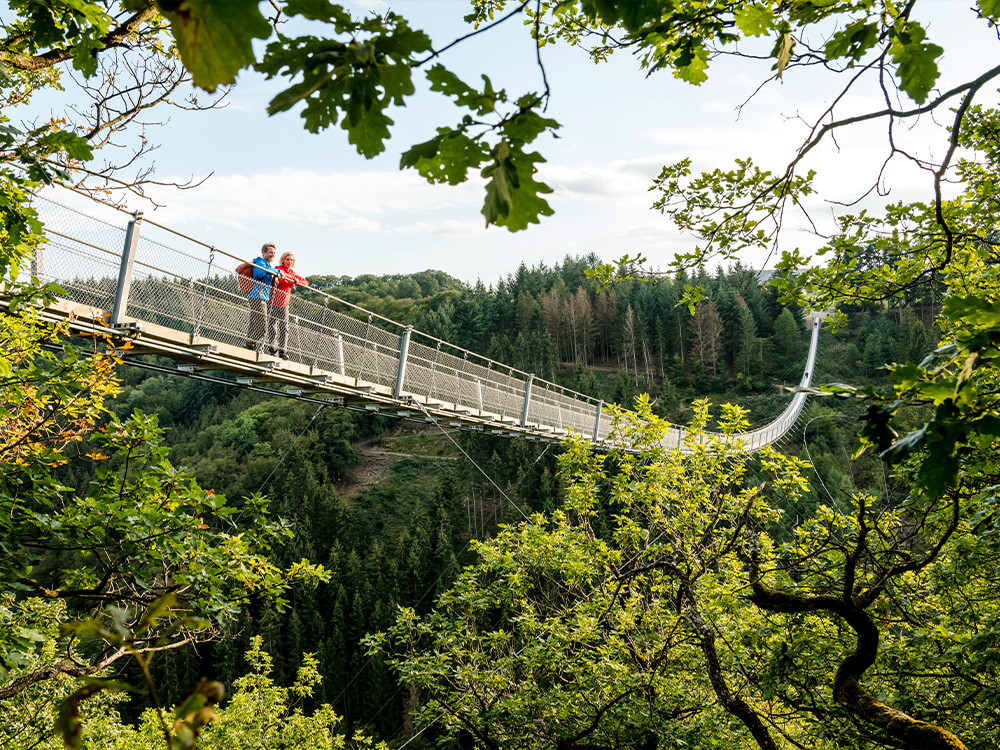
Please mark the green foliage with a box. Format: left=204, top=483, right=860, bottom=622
left=55, top=594, right=220, bottom=750
left=7, top=4, right=1000, bottom=746
left=0, top=3, right=137, bottom=267
left=648, top=157, right=816, bottom=299
left=111, top=376, right=480, bottom=732
left=3, top=405, right=328, bottom=623
left=3, top=623, right=382, bottom=750
left=491, top=0, right=956, bottom=100
left=372, top=399, right=816, bottom=747
left=818, top=291, right=1000, bottom=498
left=779, top=105, right=1000, bottom=499
left=481, top=138, right=554, bottom=231
left=8, top=0, right=114, bottom=77
left=403, top=66, right=558, bottom=230
left=258, top=7, right=431, bottom=157
left=3, top=0, right=547, bottom=231
left=4, top=0, right=979, bottom=239
left=898, top=309, right=931, bottom=363
left=825, top=19, right=879, bottom=62
left=1, top=596, right=134, bottom=749
left=0, top=124, right=89, bottom=272
left=887, top=19, right=943, bottom=104
left=178, top=637, right=375, bottom=750
left=0, top=298, right=331, bottom=748
left=375, top=390, right=995, bottom=748
left=155, top=0, right=270, bottom=92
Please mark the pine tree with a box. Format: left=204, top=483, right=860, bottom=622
left=689, top=300, right=724, bottom=378
left=623, top=304, right=639, bottom=377
left=898, top=309, right=931, bottom=363
left=771, top=308, right=804, bottom=378
left=735, top=305, right=763, bottom=388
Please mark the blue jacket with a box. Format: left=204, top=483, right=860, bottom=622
left=249, top=257, right=275, bottom=301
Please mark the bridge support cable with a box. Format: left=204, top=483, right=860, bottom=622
left=12, top=187, right=821, bottom=454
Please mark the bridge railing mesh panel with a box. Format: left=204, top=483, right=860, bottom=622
left=403, top=336, right=529, bottom=419
left=526, top=381, right=601, bottom=437
left=20, top=238, right=120, bottom=313
left=22, top=195, right=127, bottom=313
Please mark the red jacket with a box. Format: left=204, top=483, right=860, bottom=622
left=270, top=263, right=309, bottom=307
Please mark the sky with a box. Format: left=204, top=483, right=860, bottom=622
left=22, top=0, right=1000, bottom=285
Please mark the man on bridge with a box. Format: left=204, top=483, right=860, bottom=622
left=245, top=242, right=281, bottom=353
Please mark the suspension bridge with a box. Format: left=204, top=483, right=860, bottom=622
left=8, top=189, right=820, bottom=452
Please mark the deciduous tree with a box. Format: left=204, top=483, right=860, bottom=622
left=373, top=395, right=996, bottom=749
left=0, top=288, right=328, bottom=726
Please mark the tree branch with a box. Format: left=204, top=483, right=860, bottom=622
left=747, top=548, right=969, bottom=750
left=0, top=3, right=158, bottom=72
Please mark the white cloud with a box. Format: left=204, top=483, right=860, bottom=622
left=320, top=216, right=383, bottom=232
left=609, top=221, right=678, bottom=244
left=395, top=219, right=485, bottom=237
left=541, top=159, right=659, bottom=203
left=347, top=0, right=388, bottom=10
left=149, top=167, right=482, bottom=230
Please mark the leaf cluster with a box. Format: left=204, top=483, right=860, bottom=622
left=257, top=4, right=430, bottom=156
left=5, top=0, right=115, bottom=78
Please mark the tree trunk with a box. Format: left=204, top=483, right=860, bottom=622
left=748, top=582, right=969, bottom=750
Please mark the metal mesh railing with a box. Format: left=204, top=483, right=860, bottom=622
left=21, top=188, right=817, bottom=451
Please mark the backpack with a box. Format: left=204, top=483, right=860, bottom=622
left=236, top=262, right=255, bottom=295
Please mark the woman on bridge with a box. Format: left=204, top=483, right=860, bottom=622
left=269, top=251, right=310, bottom=359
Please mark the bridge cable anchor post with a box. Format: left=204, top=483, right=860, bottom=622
left=593, top=400, right=603, bottom=442
left=520, top=374, right=534, bottom=428
left=393, top=325, right=412, bottom=400
left=110, top=210, right=143, bottom=327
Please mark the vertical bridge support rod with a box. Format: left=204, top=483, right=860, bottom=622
left=394, top=325, right=412, bottom=399
left=593, top=401, right=603, bottom=441
left=521, top=374, right=534, bottom=428
left=111, top=210, right=143, bottom=326
left=31, top=245, right=44, bottom=279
